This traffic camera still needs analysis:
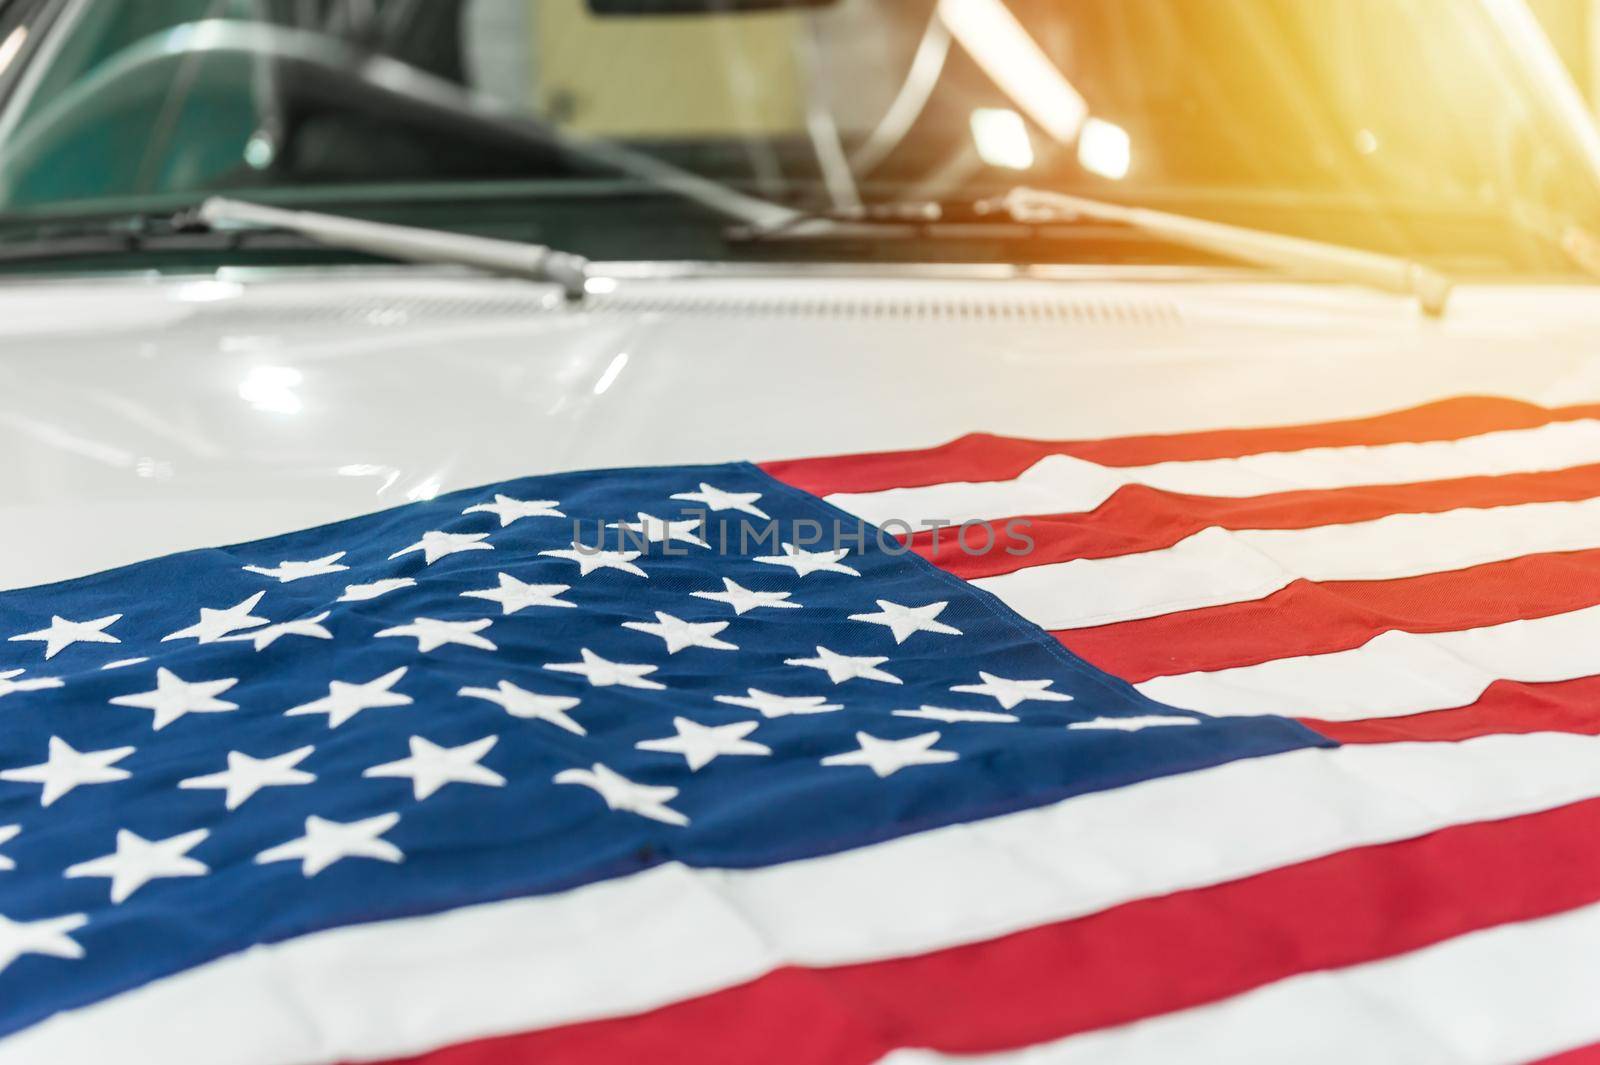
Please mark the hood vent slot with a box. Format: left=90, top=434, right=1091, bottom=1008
left=585, top=292, right=1181, bottom=326
left=194, top=289, right=1182, bottom=328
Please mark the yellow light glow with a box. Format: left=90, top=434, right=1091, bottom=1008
left=0, top=27, right=25, bottom=77
left=969, top=108, right=1035, bottom=170
left=938, top=0, right=1086, bottom=144
left=1077, top=117, right=1131, bottom=180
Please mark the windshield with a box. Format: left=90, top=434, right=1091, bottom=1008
left=1, top=0, right=1598, bottom=276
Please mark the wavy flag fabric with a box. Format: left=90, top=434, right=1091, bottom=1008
left=4, top=396, right=1600, bottom=1063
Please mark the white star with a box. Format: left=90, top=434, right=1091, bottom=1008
left=622, top=611, right=737, bottom=654
left=161, top=592, right=268, bottom=644
left=65, top=828, right=209, bottom=904
left=461, top=573, right=575, bottom=615
left=636, top=717, right=770, bottom=771
left=545, top=648, right=664, bottom=690
left=0, top=669, right=62, bottom=700
left=822, top=731, right=958, bottom=777
left=463, top=494, right=564, bottom=527
left=713, top=688, right=843, bottom=718
left=691, top=577, right=800, bottom=615
left=286, top=666, right=411, bottom=728
left=0, top=912, right=87, bottom=975
left=364, top=735, right=505, bottom=800
left=220, top=611, right=333, bottom=651
left=0, top=825, right=17, bottom=872
left=0, top=737, right=134, bottom=807
left=388, top=530, right=493, bottom=565
left=179, top=747, right=316, bottom=810
left=848, top=599, right=962, bottom=644
left=555, top=763, right=688, bottom=826
left=375, top=617, right=496, bottom=653
left=950, top=671, right=1074, bottom=711
left=539, top=543, right=648, bottom=578
left=109, top=668, right=239, bottom=731
left=243, top=552, right=349, bottom=583
left=338, top=577, right=415, bottom=602
left=669, top=482, right=768, bottom=519
left=1068, top=715, right=1200, bottom=732
left=100, top=658, right=147, bottom=671
left=611, top=512, right=708, bottom=549
left=753, top=543, right=861, bottom=578
left=256, top=813, right=403, bottom=877
left=785, top=646, right=901, bottom=685
left=7, top=614, right=121, bottom=660
left=459, top=680, right=584, bottom=735
left=893, top=705, right=1018, bottom=724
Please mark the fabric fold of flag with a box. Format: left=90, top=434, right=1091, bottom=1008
left=8, top=395, right=1600, bottom=1064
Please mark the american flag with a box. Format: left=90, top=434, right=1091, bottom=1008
left=2, top=396, right=1599, bottom=1064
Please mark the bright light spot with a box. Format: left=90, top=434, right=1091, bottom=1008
left=584, top=276, right=618, bottom=295
left=939, top=0, right=1086, bottom=143
left=243, top=131, right=275, bottom=170
left=970, top=108, right=1034, bottom=170
left=239, top=365, right=303, bottom=415
left=1078, top=117, right=1131, bottom=180
left=1355, top=128, right=1379, bottom=155
left=163, top=23, right=198, bottom=53
left=173, top=280, right=243, bottom=303
left=593, top=352, right=629, bottom=395
left=338, top=464, right=401, bottom=493
left=0, top=27, right=27, bottom=76
left=406, top=477, right=442, bottom=502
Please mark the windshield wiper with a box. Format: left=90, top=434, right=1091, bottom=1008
left=985, top=187, right=1453, bottom=317
left=0, top=210, right=329, bottom=263
left=195, top=197, right=591, bottom=300
left=730, top=188, right=1455, bottom=317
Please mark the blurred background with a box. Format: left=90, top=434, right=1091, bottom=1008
left=4, top=0, right=1600, bottom=278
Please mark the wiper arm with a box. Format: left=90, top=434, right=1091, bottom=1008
left=196, top=197, right=590, bottom=300
left=986, top=187, right=1453, bottom=317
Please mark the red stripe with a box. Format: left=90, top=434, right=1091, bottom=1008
left=762, top=397, right=1600, bottom=497
left=367, top=797, right=1600, bottom=1065
left=364, top=968, right=890, bottom=1065
left=913, top=464, right=1600, bottom=581
left=1306, top=675, right=1600, bottom=744
left=1059, top=549, right=1600, bottom=682
left=1531, top=1041, right=1600, bottom=1064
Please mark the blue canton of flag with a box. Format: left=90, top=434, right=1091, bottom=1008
left=0, top=461, right=1323, bottom=1042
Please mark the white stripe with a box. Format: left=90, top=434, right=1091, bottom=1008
left=971, top=496, right=1600, bottom=629
left=1138, top=603, right=1600, bottom=720
left=827, top=418, right=1600, bottom=526
left=885, top=900, right=1600, bottom=1065
left=11, top=732, right=1600, bottom=1065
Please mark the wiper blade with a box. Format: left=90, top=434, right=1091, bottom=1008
left=985, top=187, right=1453, bottom=317
left=726, top=201, right=950, bottom=243
left=196, top=197, right=590, bottom=299
left=0, top=210, right=324, bottom=264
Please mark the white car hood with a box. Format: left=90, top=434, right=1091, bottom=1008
left=5, top=267, right=1600, bottom=590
